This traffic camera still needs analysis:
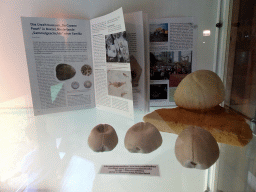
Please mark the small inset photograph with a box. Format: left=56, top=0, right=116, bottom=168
left=150, top=23, right=168, bottom=42
left=105, top=31, right=130, bottom=63
left=81, top=64, right=92, bottom=76
left=107, top=70, right=133, bottom=100
left=150, top=84, right=168, bottom=100
left=150, top=51, right=192, bottom=87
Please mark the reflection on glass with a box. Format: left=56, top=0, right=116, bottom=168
left=60, top=155, right=95, bottom=192
left=203, top=30, right=211, bottom=36
left=228, top=0, right=256, bottom=120
left=2, top=119, right=62, bottom=191
left=17, top=147, right=61, bottom=191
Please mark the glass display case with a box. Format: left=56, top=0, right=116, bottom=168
left=214, top=0, right=256, bottom=191
left=0, top=0, right=255, bottom=191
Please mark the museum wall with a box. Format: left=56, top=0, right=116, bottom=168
left=0, top=0, right=219, bottom=107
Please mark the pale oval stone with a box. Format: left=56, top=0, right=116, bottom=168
left=71, top=81, right=79, bottom=89
left=56, top=64, right=76, bottom=81
left=124, top=122, right=162, bottom=153
left=174, top=70, right=225, bottom=110
left=88, top=124, right=118, bottom=152
left=175, top=126, right=219, bottom=170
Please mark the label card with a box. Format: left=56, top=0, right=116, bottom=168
left=99, top=165, right=160, bottom=176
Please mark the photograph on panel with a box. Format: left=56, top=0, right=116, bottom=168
left=150, top=83, right=168, bottom=100
left=107, top=70, right=133, bottom=100
left=105, top=31, right=130, bottom=63
left=150, top=23, right=168, bottom=42
left=150, top=50, right=192, bottom=102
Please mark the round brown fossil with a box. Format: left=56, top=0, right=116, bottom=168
left=81, top=64, right=92, bottom=76
left=88, top=124, right=118, bottom=152
left=124, top=122, right=162, bottom=153
left=56, top=64, right=76, bottom=81
left=175, top=126, right=219, bottom=169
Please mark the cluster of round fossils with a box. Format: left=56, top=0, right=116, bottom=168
left=88, top=70, right=223, bottom=170
left=173, top=70, right=223, bottom=169
left=88, top=122, right=162, bottom=154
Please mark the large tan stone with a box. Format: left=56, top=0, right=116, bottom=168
left=143, top=106, right=253, bottom=147
left=174, top=70, right=225, bottom=110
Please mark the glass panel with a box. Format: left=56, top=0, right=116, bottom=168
left=0, top=0, right=230, bottom=192
left=218, top=0, right=256, bottom=191
left=229, top=0, right=256, bottom=120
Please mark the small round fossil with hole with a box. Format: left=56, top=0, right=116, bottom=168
left=175, top=126, right=219, bottom=169
left=88, top=124, right=118, bottom=152
left=124, top=122, right=162, bottom=153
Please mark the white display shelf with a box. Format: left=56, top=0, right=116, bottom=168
left=0, top=104, right=207, bottom=192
